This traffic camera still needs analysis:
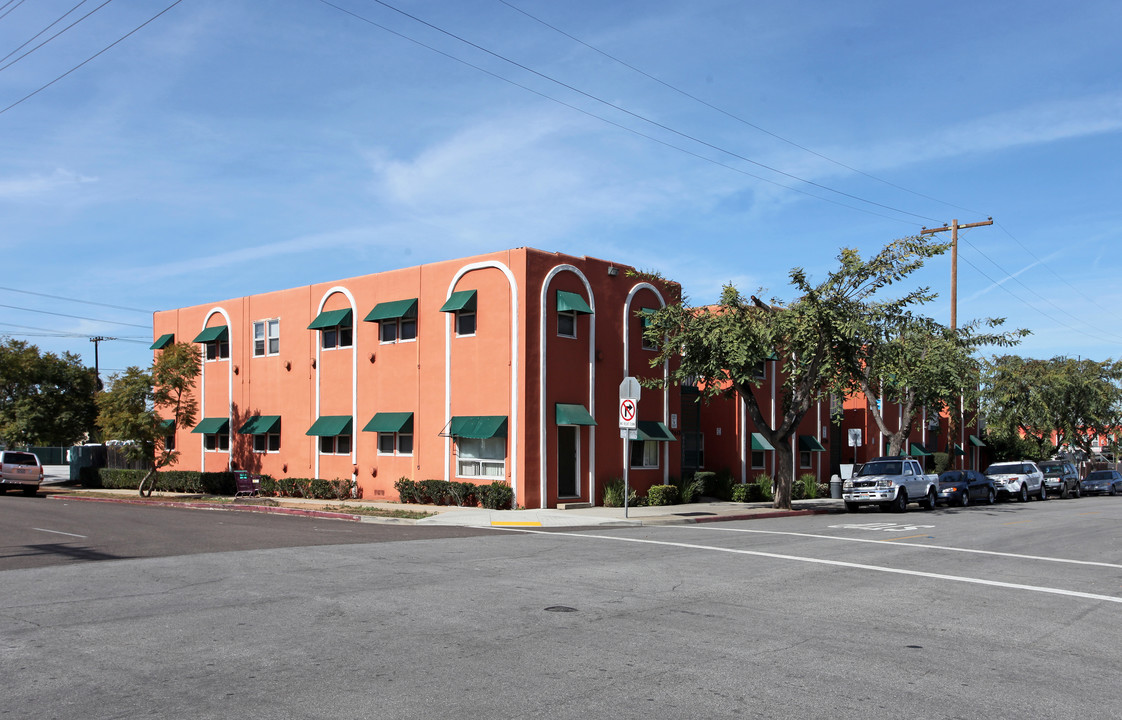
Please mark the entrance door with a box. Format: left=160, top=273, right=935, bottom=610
left=557, top=426, right=578, bottom=498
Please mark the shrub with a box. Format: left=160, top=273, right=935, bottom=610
left=420, top=479, right=451, bottom=505
left=394, top=477, right=417, bottom=503
left=447, top=481, right=476, bottom=507
left=731, top=483, right=765, bottom=503
left=800, top=473, right=818, bottom=499
left=601, top=477, right=639, bottom=507
left=672, top=474, right=706, bottom=504
left=711, top=470, right=735, bottom=501
left=258, top=475, right=277, bottom=496
left=933, top=452, right=951, bottom=474
left=754, top=473, right=774, bottom=501
left=647, top=484, right=679, bottom=506
left=691, top=471, right=717, bottom=496
left=477, top=481, right=514, bottom=510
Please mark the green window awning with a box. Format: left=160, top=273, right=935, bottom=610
left=969, top=434, right=986, bottom=447
left=363, top=412, right=414, bottom=433
left=449, top=415, right=507, bottom=439
left=910, top=443, right=933, bottom=457
left=440, top=290, right=477, bottom=313
left=192, top=417, right=229, bottom=435
left=751, top=432, right=774, bottom=451
left=150, top=333, right=174, bottom=350
left=637, top=420, right=675, bottom=442
left=952, top=443, right=966, bottom=456
left=308, top=308, right=352, bottom=330
left=192, top=325, right=228, bottom=343
left=555, top=403, right=596, bottom=426
left=306, top=416, right=353, bottom=436
left=364, top=299, right=418, bottom=323
left=159, top=418, right=175, bottom=432
left=238, top=415, right=281, bottom=435
left=556, top=290, right=593, bottom=315
left=799, top=435, right=826, bottom=452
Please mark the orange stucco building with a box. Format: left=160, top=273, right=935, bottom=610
left=151, top=248, right=681, bottom=508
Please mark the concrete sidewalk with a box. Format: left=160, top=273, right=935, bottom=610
left=42, top=484, right=845, bottom=528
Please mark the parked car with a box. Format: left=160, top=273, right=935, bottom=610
left=937, top=470, right=995, bottom=506
left=1080, top=469, right=1122, bottom=496
left=984, top=461, right=1046, bottom=502
left=1039, top=460, right=1081, bottom=498
left=842, top=456, right=939, bottom=512
left=0, top=450, right=44, bottom=496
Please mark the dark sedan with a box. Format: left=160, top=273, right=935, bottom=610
left=937, top=470, right=996, bottom=507
left=1080, top=469, right=1122, bottom=496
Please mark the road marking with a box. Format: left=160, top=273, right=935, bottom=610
left=500, top=528, right=1122, bottom=604
left=32, top=527, right=87, bottom=538
left=691, top=527, right=1122, bottom=569
left=882, top=534, right=934, bottom=542
left=828, top=522, right=935, bottom=533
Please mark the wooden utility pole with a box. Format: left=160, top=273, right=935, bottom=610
left=920, top=218, right=992, bottom=330
left=919, top=218, right=992, bottom=469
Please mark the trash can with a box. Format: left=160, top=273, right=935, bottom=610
left=830, top=474, right=843, bottom=499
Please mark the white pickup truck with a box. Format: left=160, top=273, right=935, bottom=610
left=842, top=456, right=939, bottom=512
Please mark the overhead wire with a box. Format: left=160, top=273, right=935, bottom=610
left=0, top=0, right=115, bottom=73
left=335, top=0, right=943, bottom=225
left=0, top=285, right=152, bottom=313
left=0, top=0, right=28, bottom=22
left=0, top=0, right=97, bottom=66
left=0, top=302, right=151, bottom=329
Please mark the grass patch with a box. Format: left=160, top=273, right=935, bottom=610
left=321, top=505, right=435, bottom=519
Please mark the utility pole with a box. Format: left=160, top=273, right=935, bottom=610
left=89, top=336, right=116, bottom=392
left=920, top=218, right=993, bottom=330
left=919, top=218, right=992, bottom=470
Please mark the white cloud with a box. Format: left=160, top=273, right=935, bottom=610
left=0, top=169, right=97, bottom=199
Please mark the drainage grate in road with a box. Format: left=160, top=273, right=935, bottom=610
left=544, top=606, right=578, bottom=613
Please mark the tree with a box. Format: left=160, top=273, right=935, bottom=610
left=0, top=338, right=98, bottom=447
left=852, top=317, right=1027, bottom=458
left=96, top=342, right=200, bottom=496
left=644, top=235, right=949, bottom=510
left=982, top=355, right=1122, bottom=461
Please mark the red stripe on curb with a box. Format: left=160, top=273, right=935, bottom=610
left=47, top=494, right=362, bottom=522
left=691, top=508, right=836, bottom=523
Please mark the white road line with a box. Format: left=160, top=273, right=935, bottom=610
left=32, top=527, right=87, bottom=538
left=501, top=528, right=1122, bottom=604
left=687, top=526, right=1122, bottom=570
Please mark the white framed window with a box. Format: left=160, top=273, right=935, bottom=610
left=165, top=432, right=176, bottom=452
left=380, top=318, right=417, bottom=344
left=629, top=440, right=660, bottom=469
left=800, top=450, right=812, bottom=468
left=321, top=323, right=353, bottom=350
left=320, top=435, right=351, bottom=455
left=205, top=339, right=229, bottom=361
left=204, top=433, right=230, bottom=452
left=753, top=360, right=767, bottom=380
left=456, top=311, right=476, bottom=337
left=253, top=433, right=281, bottom=453
left=456, top=437, right=505, bottom=478
left=557, top=310, right=576, bottom=338
left=253, top=319, right=280, bottom=357
left=752, top=450, right=766, bottom=469
left=639, top=309, right=657, bottom=351
left=378, top=432, right=414, bottom=456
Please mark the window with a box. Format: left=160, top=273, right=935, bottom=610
left=682, top=431, right=704, bottom=469
left=557, top=311, right=576, bottom=338
left=752, top=360, right=767, bottom=380
left=380, top=317, right=417, bottom=344
left=378, top=432, right=413, bottom=456
left=630, top=440, right=660, bottom=469
left=456, top=437, right=505, bottom=478
left=639, top=308, right=657, bottom=351
left=253, top=432, right=280, bottom=453
left=321, top=322, right=352, bottom=350
left=205, top=338, right=230, bottom=361
left=456, top=310, right=476, bottom=337
left=253, top=319, right=280, bottom=357
left=800, top=450, right=812, bottom=468
left=204, top=433, right=230, bottom=452
left=165, top=432, right=176, bottom=452
left=752, top=451, right=766, bottom=469
left=320, top=435, right=351, bottom=455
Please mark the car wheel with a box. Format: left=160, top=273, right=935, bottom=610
left=1073, top=482, right=1081, bottom=499
left=1040, top=483, right=1048, bottom=501
left=921, top=488, right=936, bottom=510
left=892, top=489, right=908, bottom=513
left=1060, top=483, right=1069, bottom=499
left=1019, top=484, right=1029, bottom=502
left=987, top=488, right=996, bottom=505
left=1110, top=485, right=1117, bottom=497
left=844, top=501, right=860, bottom=512
left=960, top=491, right=970, bottom=507
left=22, top=486, right=36, bottom=496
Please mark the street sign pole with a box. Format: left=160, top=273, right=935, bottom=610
left=619, top=378, right=641, bottom=519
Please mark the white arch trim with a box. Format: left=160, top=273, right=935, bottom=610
left=314, top=287, right=358, bottom=480
left=444, top=261, right=520, bottom=505
left=622, top=283, right=671, bottom=485
left=199, top=307, right=233, bottom=471
left=539, top=265, right=596, bottom=509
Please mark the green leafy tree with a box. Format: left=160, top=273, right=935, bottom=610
left=644, top=235, right=949, bottom=510
left=97, top=342, right=200, bottom=496
left=982, top=355, right=1122, bottom=461
left=853, top=317, right=1027, bottom=458
left=0, top=338, right=98, bottom=447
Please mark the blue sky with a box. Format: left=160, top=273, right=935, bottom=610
left=2, top=0, right=1120, bottom=382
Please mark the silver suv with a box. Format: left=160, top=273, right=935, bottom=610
left=0, top=450, right=44, bottom=496
left=985, top=460, right=1045, bottom=502
left=1038, top=460, right=1081, bottom=499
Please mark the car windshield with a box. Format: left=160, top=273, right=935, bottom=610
left=985, top=463, right=1021, bottom=475
left=858, top=461, right=902, bottom=476
left=1039, top=463, right=1063, bottom=473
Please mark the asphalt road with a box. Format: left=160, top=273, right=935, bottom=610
left=3, top=494, right=1121, bottom=719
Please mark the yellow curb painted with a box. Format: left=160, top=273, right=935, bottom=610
left=491, top=521, right=543, bottom=527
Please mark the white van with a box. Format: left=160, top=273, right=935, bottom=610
left=0, top=451, right=44, bottom=495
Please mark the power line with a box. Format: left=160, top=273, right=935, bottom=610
left=498, top=0, right=985, bottom=219
left=0, top=0, right=185, bottom=115
left=0, top=284, right=151, bottom=313
left=328, top=0, right=942, bottom=225
left=0, top=302, right=151, bottom=329
left=0, top=0, right=104, bottom=68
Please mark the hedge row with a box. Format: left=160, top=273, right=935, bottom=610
left=82, top=468, right=238, bottom=495
left=394, top=478, right=514, bottom=510
left=257, top=476, right=353, bottom=500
